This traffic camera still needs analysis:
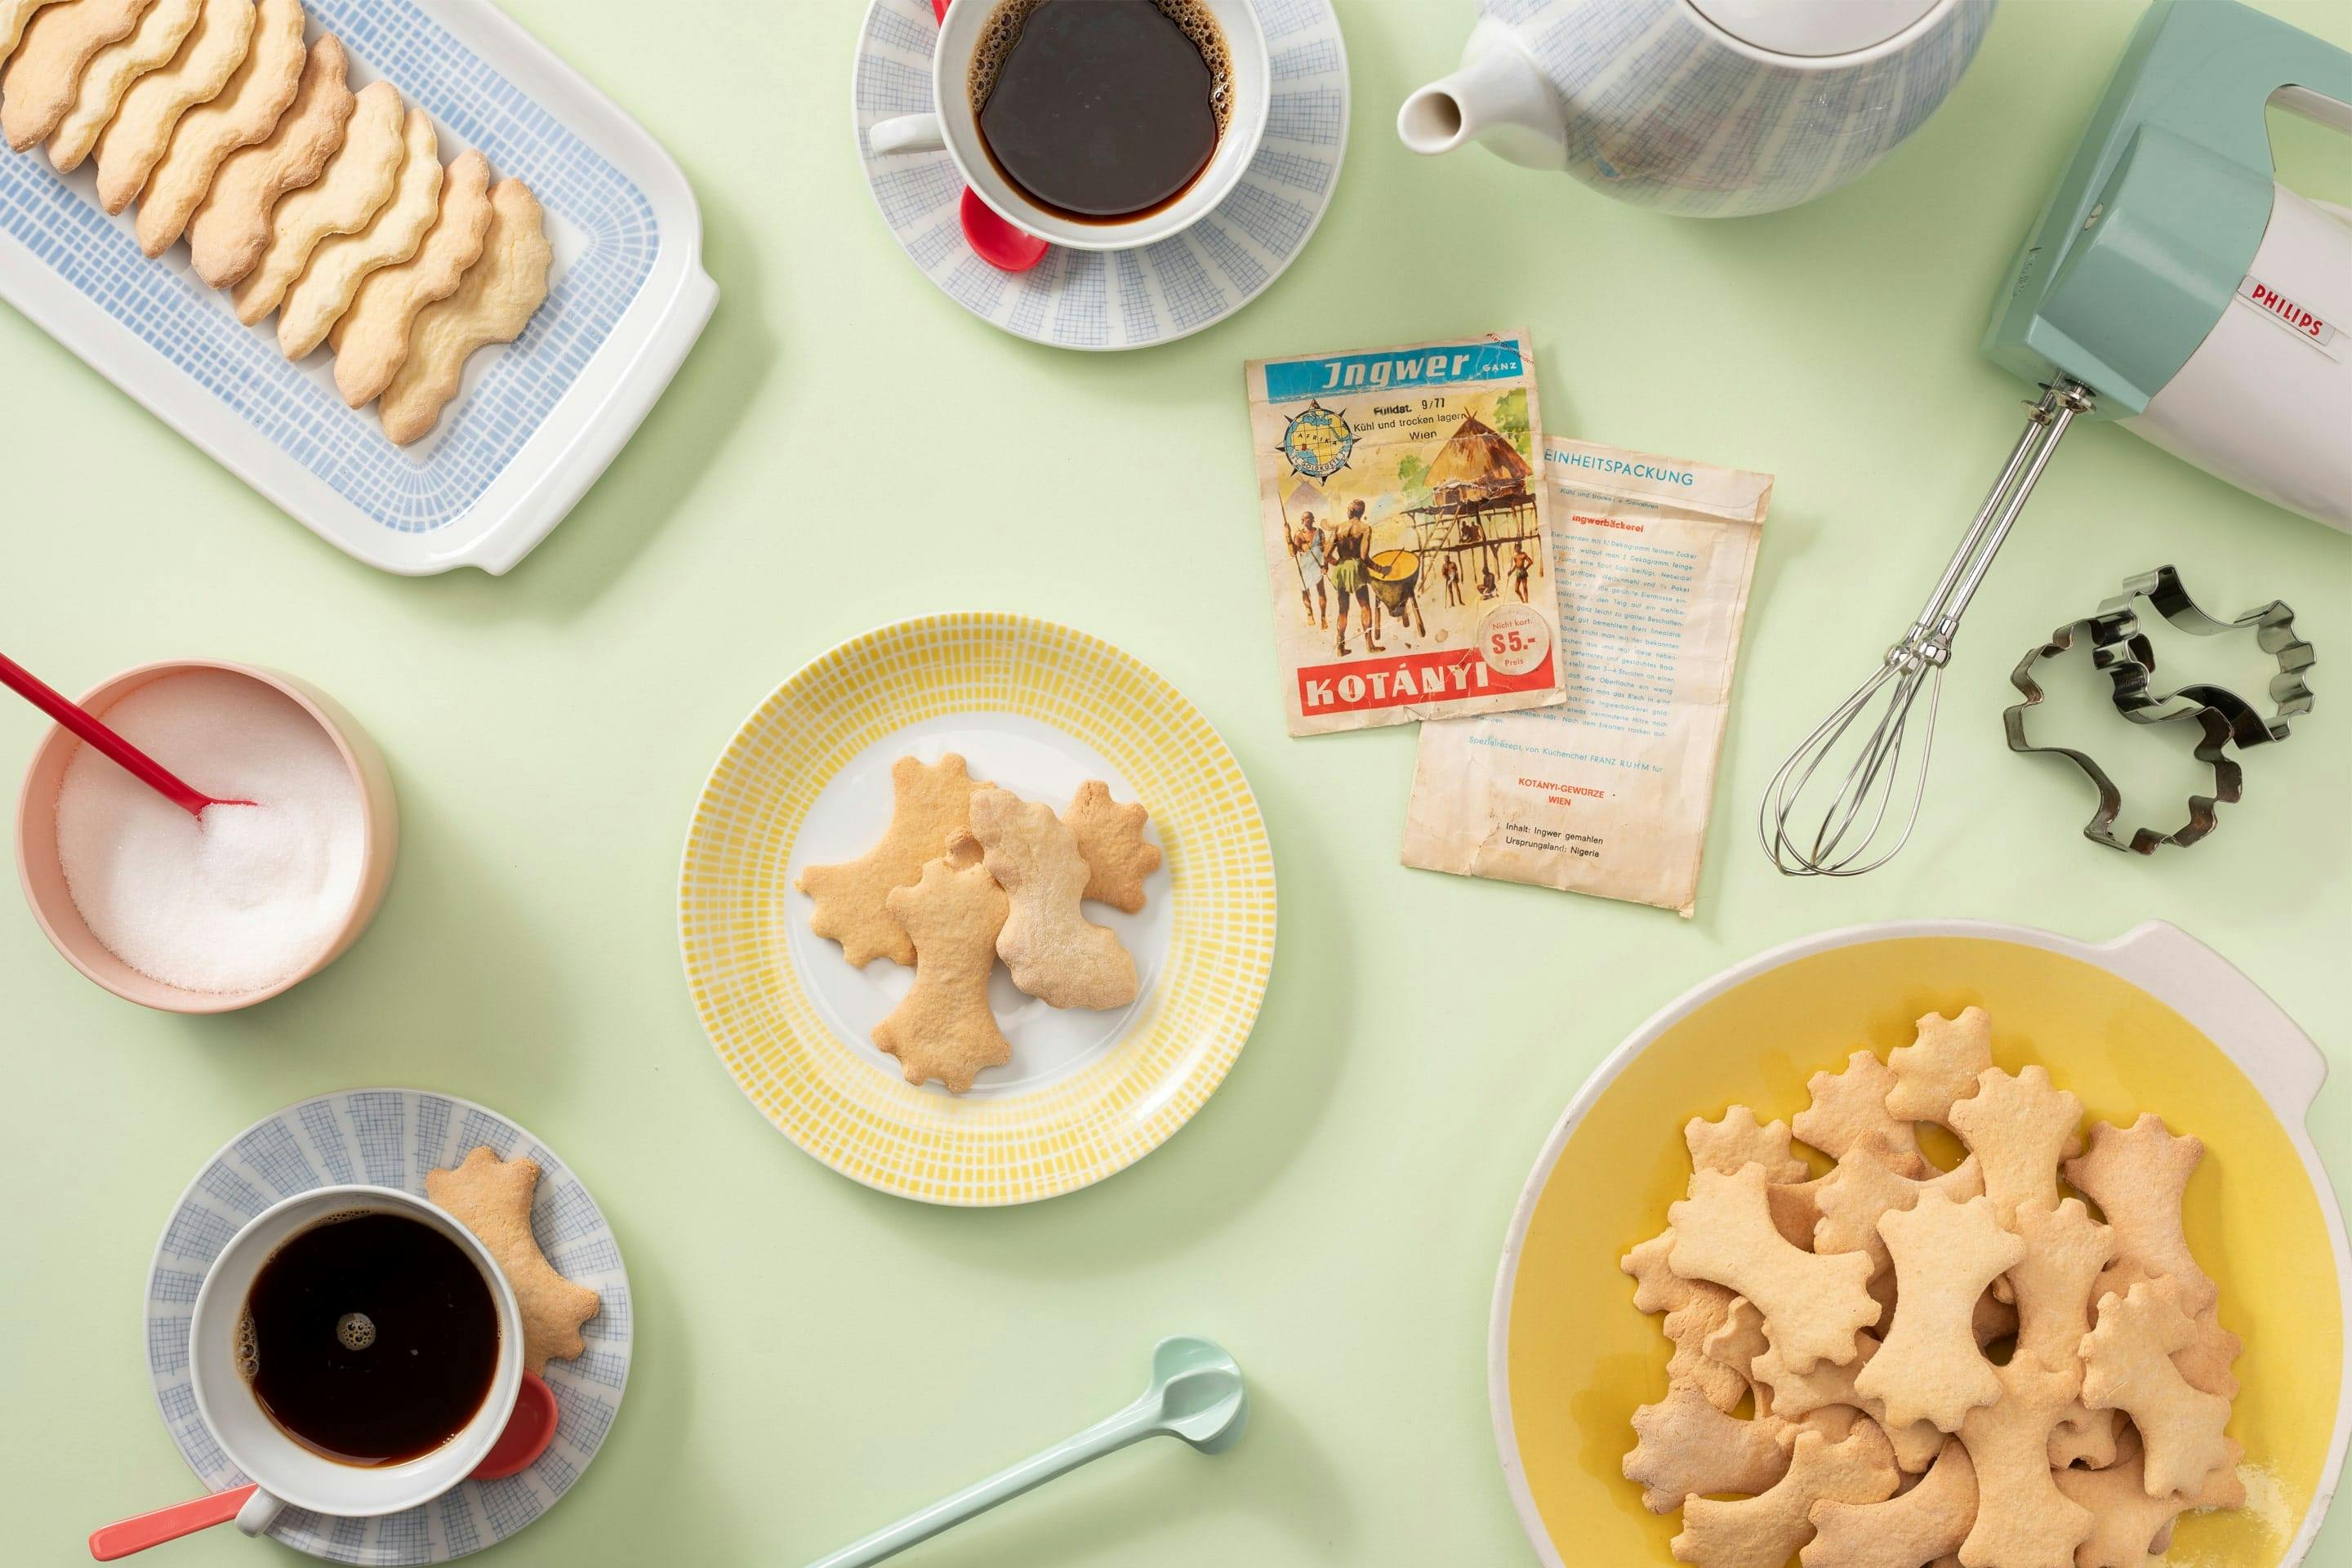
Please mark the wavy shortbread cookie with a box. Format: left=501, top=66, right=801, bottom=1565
left=1885, top=1008, right=1993, bottom=1128
left=0, top=0, right=69, bottom=60
left=2065, top=1113, right=2218, bottom=1318
left=1673, top=1425, right=1898, bottom=1568
left=1059, top=779, right=1160, bottom=912
left=185, top=31, right=347, bottom=287
left=1754, top=1332, right=1943, bottom=1474
left=1668, top=1163, right=1878, bottom=1375
left=1687, top=1105, right=1811, bottom=1185
left=2051, top=1425, right=2198, bottom=1568
left=1812, top=1134, right=1982, bottom=1296
left=1627, top=1380, right=1791, bottom=1514
left=376, top=175, right=550, bottom=444
left=969, top=784, right=1139, bottom=1010
left=873, top=831, right=1012, bottom=1094
left=230, top=74, right=398, bottom=322
left=131, top=0, right=300, bottom=254
left=2079, top=1279, right=2234, bottom=1499
left=1945, top=1065, right=2081, bottom=1224
left=276, top=105, right=435, bottom=356
left=1624, top=1232, right=1751, bottom=1414
left=2004, top=1197, right=2114, bottom=1365
left=1856, top=1191, right=2022, bottom=1433
left=797, top=753, right=984, bottom=969
left=1, top=0, right=154, bottom=151
left=44, top=0, right=189, bottom=170
left=423, top=1146, right=599, bottom=1376
left=329, top=145, right=488, bottom=403
left=1802, top=1437, right=1974, bottom=1568
left=1955, top=1353, right=2092, bottom=1568
left=91, top=0, right=251, bottom=212
left=1793, top=1051, right=1928, bottom=1176
left=2047, top=1401, right=2119, bottom=1469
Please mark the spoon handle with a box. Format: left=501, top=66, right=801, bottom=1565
left=87, top=1484, right=258, bottom=1560
left=0, top=652, right=215, bottom=817
left=801, top=1399, right=1160, bottom=1568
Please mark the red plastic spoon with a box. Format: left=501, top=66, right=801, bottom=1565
left=934, top=0, right=1047, bottom=271
left=87, top=1372, right=559, bottom=1561
left=0, top=651, right=252, bottom=817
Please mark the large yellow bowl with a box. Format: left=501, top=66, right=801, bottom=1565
left=1493, top=920, right=2350, bottom=1568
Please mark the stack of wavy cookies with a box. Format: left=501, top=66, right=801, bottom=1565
left=0, top=0, right=550, bottom=443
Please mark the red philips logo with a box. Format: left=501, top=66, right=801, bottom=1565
left=1298, top=646, right=1557, bottom=716
left=2238, top=274, right=2336, bottom=348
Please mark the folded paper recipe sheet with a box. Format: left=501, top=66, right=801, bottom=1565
left=1401, top=439, right=1771, bottom=916
left=1246, top=331, right=1568, bottom=735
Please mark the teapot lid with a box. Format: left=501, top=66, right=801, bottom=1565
left=1684, top=0, right=1946, bottom=59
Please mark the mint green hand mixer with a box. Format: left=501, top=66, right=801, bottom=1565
left=1762, top=0, right=2352, bottom=876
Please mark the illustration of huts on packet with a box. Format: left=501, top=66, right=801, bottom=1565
left=1246, top=331, right=1569, bottom=736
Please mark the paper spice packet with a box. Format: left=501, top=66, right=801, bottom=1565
left=1245, top=330, right=1568, bottom=736
left=1400, top=439, right=1771, bottom=916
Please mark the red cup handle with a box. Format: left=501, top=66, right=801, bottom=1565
left=88, top=1484, right=258, bottom=1561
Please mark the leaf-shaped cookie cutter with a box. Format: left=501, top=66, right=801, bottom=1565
left=2003, top=619, right=2243, bottom=853
left=2091, top=564, right=2314, bottom=746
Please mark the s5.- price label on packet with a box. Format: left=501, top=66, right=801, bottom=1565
left=1480, top=604, right=1551, bottom=677
left=1244, top=330, right=1569, bottom=737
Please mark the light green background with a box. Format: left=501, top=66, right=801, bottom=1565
left=4, top=1, right=2348, bottom=1563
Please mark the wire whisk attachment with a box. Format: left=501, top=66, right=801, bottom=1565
left=1761, top=380, right=2095, bottom=877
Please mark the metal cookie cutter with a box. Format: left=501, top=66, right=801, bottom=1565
left=2091, top=564, right=2314, bottom=746
left=2004, top=619, right=2244, bottom=854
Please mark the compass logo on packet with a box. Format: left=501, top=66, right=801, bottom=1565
left=1279, top=401, right=1355, bottom=480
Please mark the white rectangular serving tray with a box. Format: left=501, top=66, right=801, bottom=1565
left=0, top=0, right=715, bottom=575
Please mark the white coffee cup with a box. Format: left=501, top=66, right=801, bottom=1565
left=868, top=0, right=1270, bottom=251
left=188, top=1186, right=524, bottom=1537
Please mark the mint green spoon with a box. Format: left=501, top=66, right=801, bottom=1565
left=803, top=1337, right=1246, bottom=1568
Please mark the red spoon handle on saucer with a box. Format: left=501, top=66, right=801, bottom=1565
left=87, top=1484, right=257, bottom=1560
left=0, top=651, right=238, bottom=817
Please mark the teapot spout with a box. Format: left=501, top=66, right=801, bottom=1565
left=1396, top=20, right=1566, bottom=170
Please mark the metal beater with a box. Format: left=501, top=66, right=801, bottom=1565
left=1759, top=380, right=2094, bottom=877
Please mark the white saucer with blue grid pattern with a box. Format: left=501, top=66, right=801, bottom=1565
left=145, top=1089, right=630, bottom=1563
left=853, top=0, right=1348, bottom=350
left=0, top=0, right=715, bottom=576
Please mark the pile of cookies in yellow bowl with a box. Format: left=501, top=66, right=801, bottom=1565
left=1493, top=922, right=2348, bottom=1568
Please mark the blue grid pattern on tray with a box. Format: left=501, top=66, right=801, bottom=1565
left=1193, top=219, right=1267, bottom=293
left=479, top=1476, right=543, bottom=1539
left=328, top=1516, right=369, bottom=1563
left=153, top=1267, right=205, bottom=1304
left=352, top=1090, right=407, bottom=1185
left=555, top=1383, right=617, bottom=1450
left=582, top=1280, right=630, bottom=1340
left=415, top=1094, right=453, bottom=1169
left=1265, top=86, right=1344, bottom=145
left=301, top=1099, right=358, bottom=1183
left=1054, top=249, right=1108, bottom=347
left=0, top=0, right=659, bottom=537
left=234, top=1120, right=322, bottom=1197
left=874, top=158, right=960, bottom=229
left=1272, top=38, right=1343, bottom=80
left=198, top=1162, right=266, bottom=1218
left=452, top=1107, right=515, bottom=1159
left=378, top=1509, right=430, bottom=1560
left=148, top=1316, right=189, bottom=1376
left=162, top=1205, right=237, bottom=1263
left=1219, top=181, right=1312, bottom=255
left=1259, top=0, right=1321, bottom=38
left=1113, top=250, right=1155, bottom=341
left=438, top=1494, right=479, bottom=1557
left=1141, top=235, right=1226, bottom=332
left=1005, top=247, right=1061, bottom=336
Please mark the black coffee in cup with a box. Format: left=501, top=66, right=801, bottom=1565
left=969, top=0, right=1231, bottom=222
left=240, top=1211, right=500, bottom=1466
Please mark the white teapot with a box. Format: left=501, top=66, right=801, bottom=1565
left=1399, top=0, right=1996, bottom=216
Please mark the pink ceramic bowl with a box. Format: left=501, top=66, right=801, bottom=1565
left=14, top=659, right=399, bottom=1013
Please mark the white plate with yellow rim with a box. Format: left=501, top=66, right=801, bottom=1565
left=679, top=612, right=1276, bottom=1205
